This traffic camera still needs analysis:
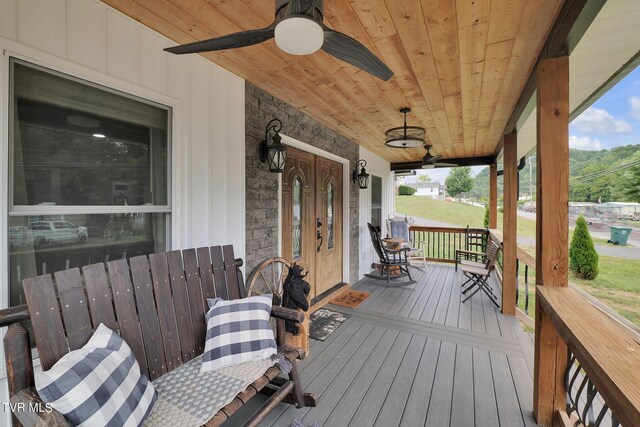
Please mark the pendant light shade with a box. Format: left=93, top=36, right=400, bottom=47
left=385, top=107, right=426, bottom=148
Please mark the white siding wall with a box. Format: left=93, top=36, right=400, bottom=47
left=358, top=146, right=394, bottom=279
left=0, top=0, right=245, bottom=420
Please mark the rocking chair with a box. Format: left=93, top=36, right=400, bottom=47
left=365, top=223, right=416, bottom=286
left=461, top=240, right=501, bottom=307
left=389, top=219, right=427, bottom=269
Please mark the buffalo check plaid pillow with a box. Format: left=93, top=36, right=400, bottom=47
left=200, top=294, right=277, bottom=373
left=35, top=323, right=156, bottom=427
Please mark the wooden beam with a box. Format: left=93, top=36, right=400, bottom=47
left=502, top=134, right=517, bottom=316
left=390, top=155, right=494, bottom=171
left=534, top=56, right=569, bottom=427
left=498, top=0, right=606, bottom=154
left=489, top=162, right=498, bottom=229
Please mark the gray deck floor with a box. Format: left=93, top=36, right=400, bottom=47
left=225, top=263, right=536, bottom=427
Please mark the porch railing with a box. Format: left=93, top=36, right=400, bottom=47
left=538, top=286, right=640, bottom=427
left=408, top=225, right=488, bottom=263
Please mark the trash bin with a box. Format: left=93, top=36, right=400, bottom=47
left=609, top=226, right=633, bottom=245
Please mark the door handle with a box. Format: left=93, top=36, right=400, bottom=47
left=316, top=218, right=322, bottom=228
left=317, top=230, right=323, bottom=253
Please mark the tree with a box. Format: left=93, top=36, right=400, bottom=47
left=624, top=165, right=640, bottom=202
left=569, top=216, right=599, bottom=280
left=445, top=167, right=473, bottom=198
left=483, top=204, right=490, bottom=228
left=417, top=174, right=431, bottom=184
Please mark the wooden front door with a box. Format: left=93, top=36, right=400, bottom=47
left=282, top=147, right=344, bottom=298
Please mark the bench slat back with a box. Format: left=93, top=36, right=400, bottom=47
left=107, top=259, right=149, bottom=375
left=22, top=245, right=244, bottom=380
left=54, top=269, right=93, bottom=351
left=166, top=250, right=198, bottom=362
left=83, top=263, right=119, bottom=332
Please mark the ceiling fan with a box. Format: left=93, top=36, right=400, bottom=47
left=421, top=145, right=458, bottom=169
left=164, top=0, right=394, bottom=81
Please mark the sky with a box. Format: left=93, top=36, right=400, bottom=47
left=569, top=65, right=640, bottom=150
left=408, top=65, right=640, bottom=185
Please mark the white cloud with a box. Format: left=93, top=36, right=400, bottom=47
left=569, top=135, right=603, bottom=151
left=631, top=97, right=640, bottom=120
left=572, top=107, right=632, bottom=134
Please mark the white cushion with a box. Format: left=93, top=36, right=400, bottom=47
left=36, top=324, right=156, bottom=427
left=200, top=295, right=276, bottom=373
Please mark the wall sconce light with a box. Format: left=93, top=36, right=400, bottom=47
left=260, top=118, right=287, bottom=173
left=352, top=159, right=370, bottom=189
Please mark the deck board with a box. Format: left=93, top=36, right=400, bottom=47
left=222, top=263, right=535, bottom=427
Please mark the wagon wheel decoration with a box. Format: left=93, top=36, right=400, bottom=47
left=247, top=257, right=292, bottom=308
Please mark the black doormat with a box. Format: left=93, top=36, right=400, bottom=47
left=309, top=308, right=350, bottom=341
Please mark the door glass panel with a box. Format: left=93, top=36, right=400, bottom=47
left=292, top=176, right=302, bottom=259
left=371, top=175, right=382, bottom=228
left=327, top=182, right=334, bottom=250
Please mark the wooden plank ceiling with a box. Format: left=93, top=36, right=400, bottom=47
left=102, top=0, right=563, bottom=164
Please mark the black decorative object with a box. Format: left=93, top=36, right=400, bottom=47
left=385, top=107, right=426, bottom=148
left=260, top=118, right=287, bottom=173
left=282, top=263, right=311, bottom=335
left=352, top=159, right=370, bottom=189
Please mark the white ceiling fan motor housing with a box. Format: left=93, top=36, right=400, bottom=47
left=275, top=16, right=324, bottom=55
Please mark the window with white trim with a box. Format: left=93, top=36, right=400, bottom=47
left=8, top=59, right=171, bottom=307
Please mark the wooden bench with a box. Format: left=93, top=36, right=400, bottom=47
left=1, top=245, right=316, bottom=427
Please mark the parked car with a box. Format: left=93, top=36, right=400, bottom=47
left=617, top=213, right=640, bottom=221
left=27, top=221, right=88, bottom=248
left=9, top=226, right=32, bottom=248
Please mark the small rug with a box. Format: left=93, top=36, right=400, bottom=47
left=330, top=289, right=370, bottom=308
left=309, top=308, right=350, bottom=341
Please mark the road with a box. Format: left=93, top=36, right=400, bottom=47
left=398, top=213, right=640, bottom=259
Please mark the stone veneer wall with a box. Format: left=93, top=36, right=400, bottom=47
left=245, top=82, right=360, bottom=285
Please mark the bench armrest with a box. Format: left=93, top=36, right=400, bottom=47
left=271, top=306, right=305, bottom=323
left=10, top=388, right=71, bottom=427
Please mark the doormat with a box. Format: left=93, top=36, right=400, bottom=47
left=329, top=290, right=370, bottom=308
left=309, top=308, right=350, bottom=341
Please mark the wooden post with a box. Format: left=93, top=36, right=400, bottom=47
left=502, top=134, right=517, bottom=316
left=534, top=56, right=569, bottom=427
left=489, top=162, right=498, bottom=229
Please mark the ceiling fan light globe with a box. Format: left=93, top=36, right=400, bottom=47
left=275, top=17, right=324, bottom=55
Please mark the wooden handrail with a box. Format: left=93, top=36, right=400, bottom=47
left=409, top=225, right=487, bottom=234
left=537, top=286, right=640, bottom=427
left=516, top=247, right=535, bottom=269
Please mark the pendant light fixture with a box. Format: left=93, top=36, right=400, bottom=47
left=385, top=107, right=426, bottom=148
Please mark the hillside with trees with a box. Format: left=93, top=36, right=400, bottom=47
left=465, top=145, right=640, bottom=202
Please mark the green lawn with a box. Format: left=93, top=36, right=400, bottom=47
left=395, top=195, right=537, bottom=236
left=396, top=195, right=640, bottom=327
left=513, top=251, right=640, bottom=327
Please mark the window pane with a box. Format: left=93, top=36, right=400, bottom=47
left=9, top=213, right=167, bottom=306
left=327, top=182, right=334, bottom=250
left=11, top=61, right=169, bottom=206
left=293, top=177, right=302, bottom=259
left=371, top=175, right=382, bottom=228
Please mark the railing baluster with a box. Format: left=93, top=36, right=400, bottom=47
left=524, top=265, right=529, bottom=314
left=516, top=259, right=520, bottom=306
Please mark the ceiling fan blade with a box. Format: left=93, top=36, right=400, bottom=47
left=164, top=26, right=275, bottom=55
left=421, top=164, right=435, bottom=169
left=287, top=0, right=322, bottom=15
left=435, top=162, right=458, bottom=167
left=321, top=29, right=393, bottom=81
left=427, top=154, right=442, bottom=164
